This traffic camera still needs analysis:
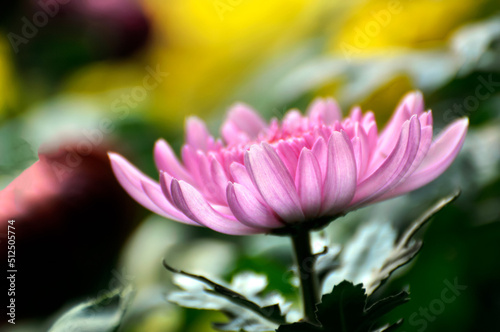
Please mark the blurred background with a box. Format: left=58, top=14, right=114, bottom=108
left=1, top=0, right=499, bottom=331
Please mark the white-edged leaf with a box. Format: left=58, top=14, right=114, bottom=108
left=49, top=286, right=134, bottom=332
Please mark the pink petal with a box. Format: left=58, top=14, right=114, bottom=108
left=365, top=120, right=378, bottom=159
left=221, top=103, right=266, bottom=144
left=210, top=156, right=230, bottom=204
left=311, top=137, right=328, bottom=181
left=221, top=121, right=250, bottom=145
left=195, top=153, right=228, bottom=205
left=154, top=139, right=193, bottom=183
left=349, top=106, right=363, bottom=122
left=109, top=153, right=162, bottom=211
left=282, top=110, right=305, bottom=133
left=160, top=171, right=174, bottom=203
left=418, top=118, right=468, bottom=170
left=185, top=116, right=213, bottom=152
left=181, top=145, right=204, bottom=187
left=141, top=180, right=200, bottom=225
left=229, top=162, right=261, bottom=197
left=108, top=153, right=196, bottom=224
left=276, top=140, right=300, bottom=179
left=380, top=118, right=469, bottom=198
left=321, top=131, right=357, bottom=214
left=170, top=179, right=265, bottom=235
left=419, top=110, right=433, bottom=127
left=244, top=143, right=305, bottom=223
left=351, top=116, right=421, bottom=206
left=361, top=111, right=379, bottom=162
left=353, top=123, right=370, bottom=181
left=295, top=148, right=323, bottom=218
left=302, top=132, right=317, bottom=148
left=362, top=111, right=376, bottom=129
left=352, top=137, right=363, bottom=179
left=221, top=149, right=245, bottom=173
left=400, top=119, right=434, bottom=178
left=226, top=183, right=284, bottom=229
left=307, top=98, right=342, bottom=125
left=376, top=91, right=424, bottom=164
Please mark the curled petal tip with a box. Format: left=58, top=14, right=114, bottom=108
left=154, top=138, right=169, bottom=152
left=185, top=115, right=202, bottom=123
left=400, top=91, right=424, bottom=114
left=222, top=103, right=266, bottom=142
left=108, top=151, right=120, bottom=160
left=458, top=117, right=470, bottom=127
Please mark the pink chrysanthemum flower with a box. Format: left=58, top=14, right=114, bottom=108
left=109, top=92, right=468, bottom=235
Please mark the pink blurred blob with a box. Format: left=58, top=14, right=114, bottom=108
left=0, top=142, right=138, bottom=320
left=0, top=154, right=64, bottom=224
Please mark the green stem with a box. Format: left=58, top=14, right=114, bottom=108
left=291, top=231, right=319, bottom=324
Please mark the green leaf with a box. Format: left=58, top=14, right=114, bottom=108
left=317, top=281, right=366, bottom=331
left=368, top=190, right=461, bottom=293
left=319, top=191, right=461, bottom=297
left=277, top=281, right=408, bottom=332
left=277, top=321, right=320, bottom=332
left=48, top=287, right=133, bottom=332
left=164, top=260, right=288, bottom=330
left=365, top=291, right=409, bottom=323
